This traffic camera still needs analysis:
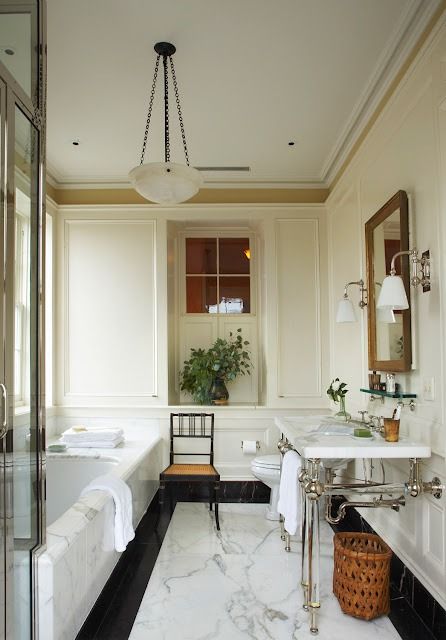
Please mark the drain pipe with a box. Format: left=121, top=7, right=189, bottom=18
left=326, top=495, right=406, bottom=525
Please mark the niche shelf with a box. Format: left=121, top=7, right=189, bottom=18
left=360, top=388, right=416, bottom=399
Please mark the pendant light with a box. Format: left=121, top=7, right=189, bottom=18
left=129, top=42, right=203, bottom=204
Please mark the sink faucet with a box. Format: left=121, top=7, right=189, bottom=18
left=367, top=414, right=385, bottom=436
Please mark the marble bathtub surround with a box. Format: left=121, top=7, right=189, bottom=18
left=37, top=425, right=163, bottom=640
left=129, top=503, right=402, bottom=640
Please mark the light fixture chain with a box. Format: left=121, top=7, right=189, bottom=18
left=140, top=54, right=160, bottom=165
left=169, top=56, right=190, bottom=166
left=163, top=55, right=170, bottom=163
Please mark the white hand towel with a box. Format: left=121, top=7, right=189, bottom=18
left=61, top=437, right=124, bottom=449
left=277, top=450, right=301, bottom=536
left=62, top=427, right=124, bottom=442
left=80, top=474, right=135, bottom=552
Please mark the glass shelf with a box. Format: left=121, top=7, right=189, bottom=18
left=360, top=388, right=416, bottom=399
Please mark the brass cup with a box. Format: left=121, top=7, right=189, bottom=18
left=384, top=418, right=400, bottom=442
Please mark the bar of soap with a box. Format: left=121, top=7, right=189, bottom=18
left=353, top=427, right=373, bottom=438
left=72, top=425, right=87, bottom=432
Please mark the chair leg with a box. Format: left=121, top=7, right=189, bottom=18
left=214, top=481, right=220, bottom=531
left=159, top=480, right=165, bottom=506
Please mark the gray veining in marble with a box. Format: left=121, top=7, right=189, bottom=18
left=130, top=503, right=402, bottom=640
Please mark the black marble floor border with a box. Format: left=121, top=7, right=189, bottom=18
left=329, top=496, right=445, bottom=640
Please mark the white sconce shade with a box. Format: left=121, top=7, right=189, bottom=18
left=377, top=306, right=396, bottom=323
left=336, top=298, right=357, bottom=323
left=129, top=162, right=203, bottom=205
left=376, top=274, right=409, bottom=310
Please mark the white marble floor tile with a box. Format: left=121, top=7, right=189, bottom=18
left=130, top=503, right=401, bottom=640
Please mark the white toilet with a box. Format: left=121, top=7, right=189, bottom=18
left=251, top=454, right=281, bottom=520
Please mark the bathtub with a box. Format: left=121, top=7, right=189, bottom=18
left=36, top=427, right=162, bottom=640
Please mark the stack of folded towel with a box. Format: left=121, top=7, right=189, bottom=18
left=60, top=426, right=124, bottom=448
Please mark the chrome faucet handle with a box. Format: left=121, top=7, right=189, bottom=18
left=358, top=410, right=368, bottom=422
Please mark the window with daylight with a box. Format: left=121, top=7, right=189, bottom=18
left=185, top=237, right=251, bottom=314
left=14, top=191, right=31, bottom=408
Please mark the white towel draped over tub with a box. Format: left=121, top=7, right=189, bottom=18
left=277, top=450, right=302, bottom=535
left=80, top=474, right=135, bottom=552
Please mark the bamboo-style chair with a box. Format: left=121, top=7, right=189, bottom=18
left=159, top=413, right=220, bottom=530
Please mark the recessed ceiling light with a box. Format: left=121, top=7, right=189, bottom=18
left=0, top=46, right=15, bottom=56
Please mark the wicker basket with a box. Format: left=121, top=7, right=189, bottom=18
left=333, top=532, right=392, bottom=620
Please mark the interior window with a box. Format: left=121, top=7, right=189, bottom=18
left=185, top=237, right=251, bottom=314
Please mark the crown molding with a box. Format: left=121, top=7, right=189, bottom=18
left=321, top=0, right=443, bottom=185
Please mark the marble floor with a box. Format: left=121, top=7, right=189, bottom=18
left=129, top=503, right=402, bottom=640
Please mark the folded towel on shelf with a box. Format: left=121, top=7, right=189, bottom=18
left=277, top=450, right=301, bottom=536
left=61, top=437, right=124, bottom=449
left=61, top=427, right=124, bottom=442
left=80, top=473, right=135, bottom=552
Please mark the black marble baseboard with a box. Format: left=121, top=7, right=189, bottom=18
left=163, top=479, right=271, bottom=503
left=329, top=496, right=445, bottom=640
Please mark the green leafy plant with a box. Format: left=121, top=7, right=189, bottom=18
left=179, top=329, right=251, bottom=404
left=327, top=378, right=348, bottom=403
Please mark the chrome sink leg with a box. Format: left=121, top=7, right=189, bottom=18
left=306, top=458, right=322, bottom=634
left=280, top=514, right=286, bottom=541
left=300, top=459, right=309, bottom=610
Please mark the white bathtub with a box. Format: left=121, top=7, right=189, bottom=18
left=37, top=427, right=163, bottom=640
left=46, top=457, right=120, bottom=525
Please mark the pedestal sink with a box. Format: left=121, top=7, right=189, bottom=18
left=274, top=413, right=432, bottom=635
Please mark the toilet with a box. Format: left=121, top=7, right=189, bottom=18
left=251, top=454, right=281, bottom=520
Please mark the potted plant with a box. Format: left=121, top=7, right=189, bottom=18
left=327, top=377, right=350, bottom=421
left=179, top=329, right=251, bottom=405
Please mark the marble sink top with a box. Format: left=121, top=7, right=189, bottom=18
left=275, top=416, right=431, bottom=459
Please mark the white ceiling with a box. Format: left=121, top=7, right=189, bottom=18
left=45, top=0, right=439, bottom=189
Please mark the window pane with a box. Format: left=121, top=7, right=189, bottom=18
left=186, top=238, right=217, bottom=274
left=186, top=277, right=217, bottom=313
left=219, top=277, right=250, bottom=313
left=219, top=238, right=250, bottom=274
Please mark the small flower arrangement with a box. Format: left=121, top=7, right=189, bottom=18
left=327, top=378, right=348, bottom=403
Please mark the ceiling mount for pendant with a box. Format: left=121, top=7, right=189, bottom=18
left=128, top=41, right=203, bottom=205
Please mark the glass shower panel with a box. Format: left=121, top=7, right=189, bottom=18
left=12, top=105, right=39, bottom=640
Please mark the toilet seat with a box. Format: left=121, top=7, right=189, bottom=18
left=251, top=454, right=280, bottom=470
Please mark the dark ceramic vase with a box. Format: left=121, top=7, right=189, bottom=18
left=210, top=377, right=229, bottom=405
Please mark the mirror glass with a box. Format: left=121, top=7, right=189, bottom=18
left=365, top=191, right=411, bottom=372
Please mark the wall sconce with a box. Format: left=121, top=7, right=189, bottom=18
left=377, top=248, right=431, bottom=310
left=336, top=279, right=367, bottom=323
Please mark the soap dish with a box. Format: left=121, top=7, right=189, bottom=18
left=47, top=444, right=67, bottom=453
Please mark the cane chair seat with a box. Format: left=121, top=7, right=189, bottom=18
left=162, top=463, right=219, bottom=477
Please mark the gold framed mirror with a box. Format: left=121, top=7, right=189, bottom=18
left=365, top=190, right=412, bottom=372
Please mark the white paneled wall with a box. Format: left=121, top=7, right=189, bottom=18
left=327, top=17, right=446, bottom=609
left=53, top=204, right=330, bottom=480
left=276, top=219, right=321, bottom=398
left=56, top=209, right=167, bottom=406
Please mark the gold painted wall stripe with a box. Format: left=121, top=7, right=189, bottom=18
left=50, top=187, right=329, bottom=206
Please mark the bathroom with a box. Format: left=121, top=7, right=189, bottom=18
left=0, top=1, right=445, bottom=639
